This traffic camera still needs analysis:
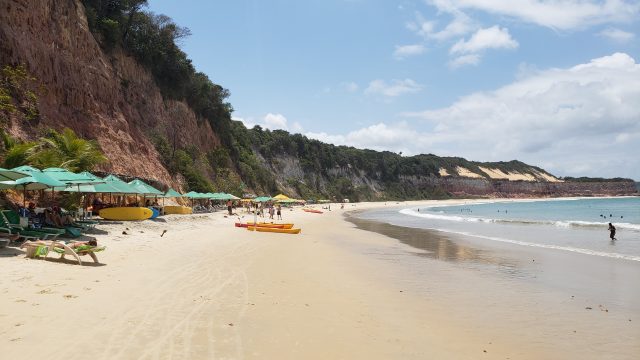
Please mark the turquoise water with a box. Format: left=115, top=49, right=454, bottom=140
left=358, top=197, right=640, bottom=261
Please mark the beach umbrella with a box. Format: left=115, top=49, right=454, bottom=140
left=273, top=194, right=290, bottom=200
left=253, top=196, right=272, bottom=202
left=0, top=167, right=29, bottom=181
left=102, top=175, right=141, bottom=194
left=128, top=179, right=163, bottom=196
left=1, top=168, right=66, bottom=205
left=163, top=188, right=183, bottom=198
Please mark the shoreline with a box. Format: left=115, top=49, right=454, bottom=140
left=1, top=200, right=639, bottom=359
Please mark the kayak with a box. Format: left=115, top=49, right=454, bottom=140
left=235, top=223, right=294, bottom=229
left=303, top=209, right=323, bottom=214
left=163, top=206, right=192, bottom=214
left=148, top=207, right=160, bottom=219
left=99, top=207, right=153, bottom=221
left=247, top=226, right=301, bottom=234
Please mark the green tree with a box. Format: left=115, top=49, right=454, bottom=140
left=30, top=128, right=108, bottom=172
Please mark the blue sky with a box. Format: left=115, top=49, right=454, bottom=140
left=147, top=0, right=640, bottom=180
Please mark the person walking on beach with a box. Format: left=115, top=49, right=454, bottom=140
left=276, top=204, right=282, bottom=220
left=226, top=200, right=233, bottom=216
left=608, top=223, right=617, bottom=240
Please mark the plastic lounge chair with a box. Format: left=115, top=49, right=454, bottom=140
left=0, top=210, right=60, bottom=240
left=45, top=242, right=106, bottom=265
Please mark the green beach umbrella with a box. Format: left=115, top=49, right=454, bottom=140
left=1, top=167, right=66, bottom=205
left=0, top=167, right=29, bottom=181
left=128, top=179, right=164, bottom=196
left=163, top=188, right=183, bottom=198
left=253, top=196, right=272, bottom=202
left=103, top=175, right=141, bottom=194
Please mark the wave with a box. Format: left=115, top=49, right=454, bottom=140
left=438, top=229, right=640, bottom=263
left=399, top=208, right=640, bottom=232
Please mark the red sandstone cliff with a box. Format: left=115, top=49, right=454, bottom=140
left=0, top=0, right=220, bottom=189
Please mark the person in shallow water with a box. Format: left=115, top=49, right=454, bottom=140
left=608, top=223, right=617, bottom=240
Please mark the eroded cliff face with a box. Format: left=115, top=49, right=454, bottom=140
left=0, top=0, right=220, bottom=189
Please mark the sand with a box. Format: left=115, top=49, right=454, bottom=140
left=1, top=200, right=638, bottom=359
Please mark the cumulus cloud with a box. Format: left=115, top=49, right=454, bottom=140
left=235, top=113, right=304, bottom=133
left=409, top=11, right=476, bottom=41
left=393, top=44, right=426, bottom=59
left=425, top=0, right=640, bottom=30
left=449, top=54, right=480, bottom=68
left=306, top=53, right=640, bottom=179
left=598, top=27, right=635, bottom=42
left=450, top=26, right=518, bottom=54
left=306, top=122, right=423, bottom=154
left=364, top=79, right=423, bottom=97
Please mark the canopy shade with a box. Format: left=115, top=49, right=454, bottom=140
left=102, top=175, right=142, bottom=194
left=128, top=179, right=163, bottom=196
left=43, top=167, right=100, bottom=184
left=272, top=194, right=290, bottom=200
left=163, top=188, right=183, bottom=198
left=0, top=167, right=29, bottom=182
left=184, top=191, right=208, bottom=199
left=253, top=196, right=272, bottom=202
left=276, top=198, right=298, bottom=203
left=0, top=170, right=66, bottom=190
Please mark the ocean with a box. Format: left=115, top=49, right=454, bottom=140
left=346, top=198, right=640, bottom=358
left=355, top=197, right=640, bottom=262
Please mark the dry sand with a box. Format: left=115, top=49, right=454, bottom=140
left=0, top=200, right=637, bottom=359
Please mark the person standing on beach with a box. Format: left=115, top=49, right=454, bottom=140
left=276, top=204, right=282, bottom=220
left=608, top=223, right=617, bottom=240
left=226, top=200, right=233, bottom=215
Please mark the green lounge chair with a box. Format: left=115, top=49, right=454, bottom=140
left=46, top=242, right=106, bottom=265
left=0, top=210, right=62, bottom=240
left=0, top=211, right=58, bottom=241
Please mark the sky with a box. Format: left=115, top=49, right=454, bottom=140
left=147, top=0, right=640, bottom=180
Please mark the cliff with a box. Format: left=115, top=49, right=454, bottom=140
left=0, top=0, right=220, bottom=189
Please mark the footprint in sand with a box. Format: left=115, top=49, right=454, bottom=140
left=10, top=338, right=21, bottom=342
left=63, top=294, right=78, bottom=299
left=15, top=299, right=26, bottom=303
left=38, top=289, right=53, bottom=294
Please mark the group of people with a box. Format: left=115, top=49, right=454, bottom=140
left=242, top=201, right=282, bottom=220
left=21, top=202, right=77, bottom=228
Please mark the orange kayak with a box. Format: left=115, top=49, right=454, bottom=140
left=236, top=223, right=294, bottom=229
left=303, top=209, right=323, bottom=214
left=247, top=226, right=301, bottom=234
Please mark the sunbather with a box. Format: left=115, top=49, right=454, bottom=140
left=21, top=238, right=98, bottom=249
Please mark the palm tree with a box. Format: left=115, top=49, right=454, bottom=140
left=30, top=128, right=107, bottom=172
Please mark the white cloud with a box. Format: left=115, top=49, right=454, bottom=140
left=450, top=26, right=518, bottom=54
left=409, top=11, right=476, bottom=41
left=306, top=122, right=422, bottom=154
left=449, top=54, right=480, bottom=68
left=236, top=113, right=304, bottom=134
left=264, top=113, right=288, bottom=129
left=426, top=0, right=640, bottom=30
left=306, top=53, right=640, bottom=179
left=393, top=44, right=426, bottom=59
left=598, top=27, right=635, bottom=42
left=364, top=79, right=423, bottom=97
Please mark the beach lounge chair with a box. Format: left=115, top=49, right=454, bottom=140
left=45, top=242, right=105, bottom=265
left=0, top=210, right=59, bottom=241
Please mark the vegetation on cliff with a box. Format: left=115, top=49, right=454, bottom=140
left=0, top=128, right=107, bottom=172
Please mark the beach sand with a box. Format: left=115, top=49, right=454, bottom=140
left=1, top=200, right=638, bottom=359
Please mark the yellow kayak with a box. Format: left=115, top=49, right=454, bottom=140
left=163, top=206, right=193, bottom=214
left=99, top=207, right=153, bottom=221
left=247, top=226, right=301, bottom=234
left=246, top=222, right=294, bottom=229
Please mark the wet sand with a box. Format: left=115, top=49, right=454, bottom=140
left=1, top=200, right=638, bottom=359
